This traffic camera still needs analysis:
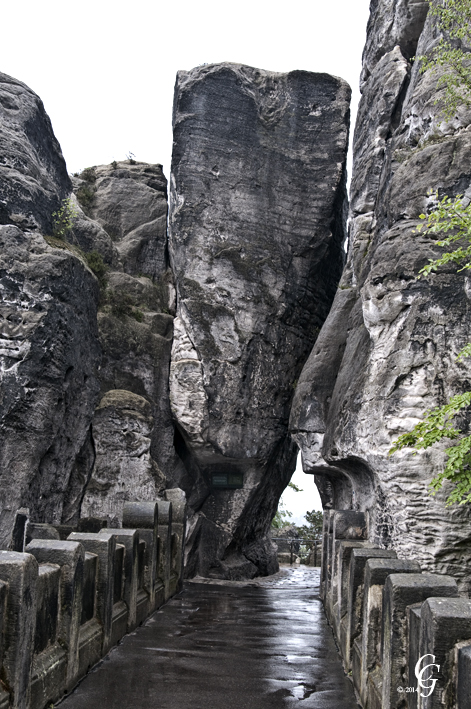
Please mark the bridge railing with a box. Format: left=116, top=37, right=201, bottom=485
left=0, top=490, right=187, bottom=709
left=271, top=537, right=322, bottom=566
left=322, top=509, right=471, bottom=709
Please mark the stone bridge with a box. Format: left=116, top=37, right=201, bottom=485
left=1, top=505, right=470, bottom=709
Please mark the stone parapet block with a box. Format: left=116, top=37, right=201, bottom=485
left=419, top=597, right=471, bottom=709
left=122, top=502, right=158, bottom=530
left=103, top=529, right=138, bottom=632
left=358, top=558, right=421, bottom=703
left=333, top=511, right=368, bottom=541
left=25, top=539, right=85, bottom=688
left=9, top=510, right=29, bottom=553
left=123, top=502, right=158, bottom=611
left=320, top=510, right=334, bottom=604
left=381, top=572, right=459, bottom=709
left=25, top=523, right=60, bottom=547
left=457, top=643, right=471, bottom=709
left=345, top=546, right=397, bottom=671
left=0, top=551, right=38, bottom=709
left=157, top=501, right=172, bottom=601
left=68, top=533, right=115, bottom=653
left=325, top=511, right=367, bottom=624
left=164, top=489, right=187, bottom=588
left=0, top=580, right=9, bottom=707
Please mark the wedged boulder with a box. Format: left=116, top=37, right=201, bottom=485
left=169, top=62, right=350, bottom=577
left=81, top=390, right=166, bottom=527
left=291, top=1, right=471, bottom=592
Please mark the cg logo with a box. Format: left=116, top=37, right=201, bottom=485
left=415, top=654, right=440, bottom=698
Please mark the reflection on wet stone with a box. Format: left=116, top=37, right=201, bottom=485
left=59, top=567, right=359, bottom=709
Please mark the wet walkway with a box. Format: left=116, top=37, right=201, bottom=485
left=58, top=567, right=359, bottom=709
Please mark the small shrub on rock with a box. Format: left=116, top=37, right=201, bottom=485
left=85, top=250, right=108, bottom=288
left=106, top=289, right=144, bottom=322
left=52, top=198, right=78, bottom=239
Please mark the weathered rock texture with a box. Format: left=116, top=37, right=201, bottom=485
left=169, top=63, right=350, bottom=578
left=80, top=390, right=165, bottom=526
left=62, top=162, right=178, bottom=526
left=0, top=71, right=178, bottom=545
left=0, top=73, right=71, bottom=232
left=290, top=0, right=471, bottom=592
left=0, top=74, right=101, bottom=547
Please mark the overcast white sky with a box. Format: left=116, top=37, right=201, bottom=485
left=1, top=0, right=371, bottom=519
left=1, top=0, right=371, bottom=180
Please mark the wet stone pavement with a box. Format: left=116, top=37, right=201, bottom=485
left=58, top=566, right=359, bottom=709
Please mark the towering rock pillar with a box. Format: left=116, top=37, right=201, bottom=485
left=169, top=63, right=350, bottom=578
left=290, top=0, right=471, bottom=592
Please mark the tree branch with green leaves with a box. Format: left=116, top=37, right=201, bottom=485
left=390, top=197, right=471, bottom=505
left=418, top=0, right=471, bottom=118
left=389, top=1, right=471, bottom=506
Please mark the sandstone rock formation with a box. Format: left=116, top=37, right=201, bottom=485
left=169, top=63, right=350, bottom=578
left=0, top=71, right=178, bottom=545
left=290, top=0, right=471, bottom=592
left=0, top=74, right=101, bottom=547
left=0, top=73, right=71, bottom=232
left=62, top=163, right=178, bottom=525
left=80, top=390, right=166, bottom=526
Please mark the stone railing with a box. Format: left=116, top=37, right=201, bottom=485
left=0, top=491, right=186, bottom=709
left=322, top=509, right=471, bottom=709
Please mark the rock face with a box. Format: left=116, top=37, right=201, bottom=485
left=0, top=74, right=101, bottom=547
left=290, top=0, right=471, bottom=592
left=0, top=71, right=178, bottom=545
left=62, top=162, right=178, bottom=525
left=169, top=63, right=350, bottom=578
left=0, top=73, right=71, bottom=232
left=81, top=390, right=166, bottom=526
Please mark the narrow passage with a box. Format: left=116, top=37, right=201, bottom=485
left=59, top=567, right=359, bottom=709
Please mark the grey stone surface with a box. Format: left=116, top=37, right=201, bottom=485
left=25, top=523, right=60, bottom=546
left=63, top=161, right=178, bottom=525
left=25, top=539, right=85, bottom=688
left=58, top=570, right=359, bottom=709
left=77, top=162, right=168, bottom=280
left=0, top=224, right=101, bottom=548
left=102, top=529, right=138, bottom=631
left=0, top=72, right=71, bottom=233
left=68, top=533, right=115, bottom=653
left=169, top=62, right=350, bottom=579
left=458, top=643, right=471, bottom=709
left=420, top=597, right=471, bottom=709
left=0, top=551, right=38, bottom=709
left=80, top=390, right=165, bottom=527
left=360, top=0, right=429, bottom=89
left=381, top=573, right=459, bottom=709
left=123, top=502, right=158, bottom=609
left=359, top=558, right=421, bottom=704
left=0, top=75, right=105, bottom=548
left=290, top=0, right=471, bottom=592
left=347, top=548, right=397, bottom=658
